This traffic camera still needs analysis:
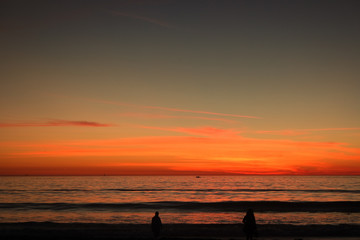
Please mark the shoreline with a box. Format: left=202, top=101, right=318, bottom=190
left=1, top=223, right=359, bottom=239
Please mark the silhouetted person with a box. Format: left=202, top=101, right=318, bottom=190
left=243, top=208, right=257, bottom=240
left=151, top=211, right=162, bottom=239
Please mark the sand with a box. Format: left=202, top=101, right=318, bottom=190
left=0, top=223, right=359, bottom=240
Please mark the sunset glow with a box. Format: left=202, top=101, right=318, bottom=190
left=1, top=1, right=359, bottom=176
left=1, top=110, right=359, bottom=175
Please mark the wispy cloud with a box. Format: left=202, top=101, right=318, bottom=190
left=119, top=112, right=238, bottom=123
left=0, top=120, right=114, bottom=127
left=175, top=127, right=241, bottom=137
left=139, top=125, right=241, bottom=137
left=257, top=127, right=360, bottom=136
left=90, top=98, right=260, bottom=119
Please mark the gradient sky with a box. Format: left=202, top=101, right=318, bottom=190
left=1, top=0, right=359, bottom=175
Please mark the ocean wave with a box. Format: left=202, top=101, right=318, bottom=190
left=1, top=201, right=359, bottom=212
left=103, top=188, right=360, bottom=193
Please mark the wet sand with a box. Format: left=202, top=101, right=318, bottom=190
left=0, top=223, right=359, bottom=240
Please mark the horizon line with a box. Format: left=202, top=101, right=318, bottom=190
left=0, top=174, right=358, bottom=177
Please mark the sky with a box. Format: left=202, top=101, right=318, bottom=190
left=1, top=0, right=359, bottom=175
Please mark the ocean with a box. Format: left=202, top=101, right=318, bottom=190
left=0, top=176, right=359, bottom=225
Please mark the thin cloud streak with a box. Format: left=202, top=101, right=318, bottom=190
left=119, top=112, right=238, bottom=123
left=143, top=105, right=260, bottom=119
left=139, top=125, right=241, bottom=137
left=257, top=127, right=360, bottom=136
left=89, top=98, right=260, bottom=119
left=0, top=120, right=114, bottom=127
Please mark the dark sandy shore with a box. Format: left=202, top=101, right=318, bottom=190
left=0, top=223, right=359, bottom=240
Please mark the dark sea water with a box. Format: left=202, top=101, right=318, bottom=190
left=0, top=176, right=359, bottom=225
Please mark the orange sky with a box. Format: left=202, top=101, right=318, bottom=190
left=1, top=1, right=360, bottom=175
left=1, top=99, right=359, bottom=175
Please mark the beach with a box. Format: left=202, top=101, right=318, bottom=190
left=1, top=223, right=359, bottom=240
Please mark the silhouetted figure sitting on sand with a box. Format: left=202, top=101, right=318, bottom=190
left=151, top=211, right=162, bottom=239
left=243, top=208, right=257, bottom=240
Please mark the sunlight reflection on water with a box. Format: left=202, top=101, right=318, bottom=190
left=1, top=175, right=359, bottom=203
left=0, top=176, right=359, bottom=224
